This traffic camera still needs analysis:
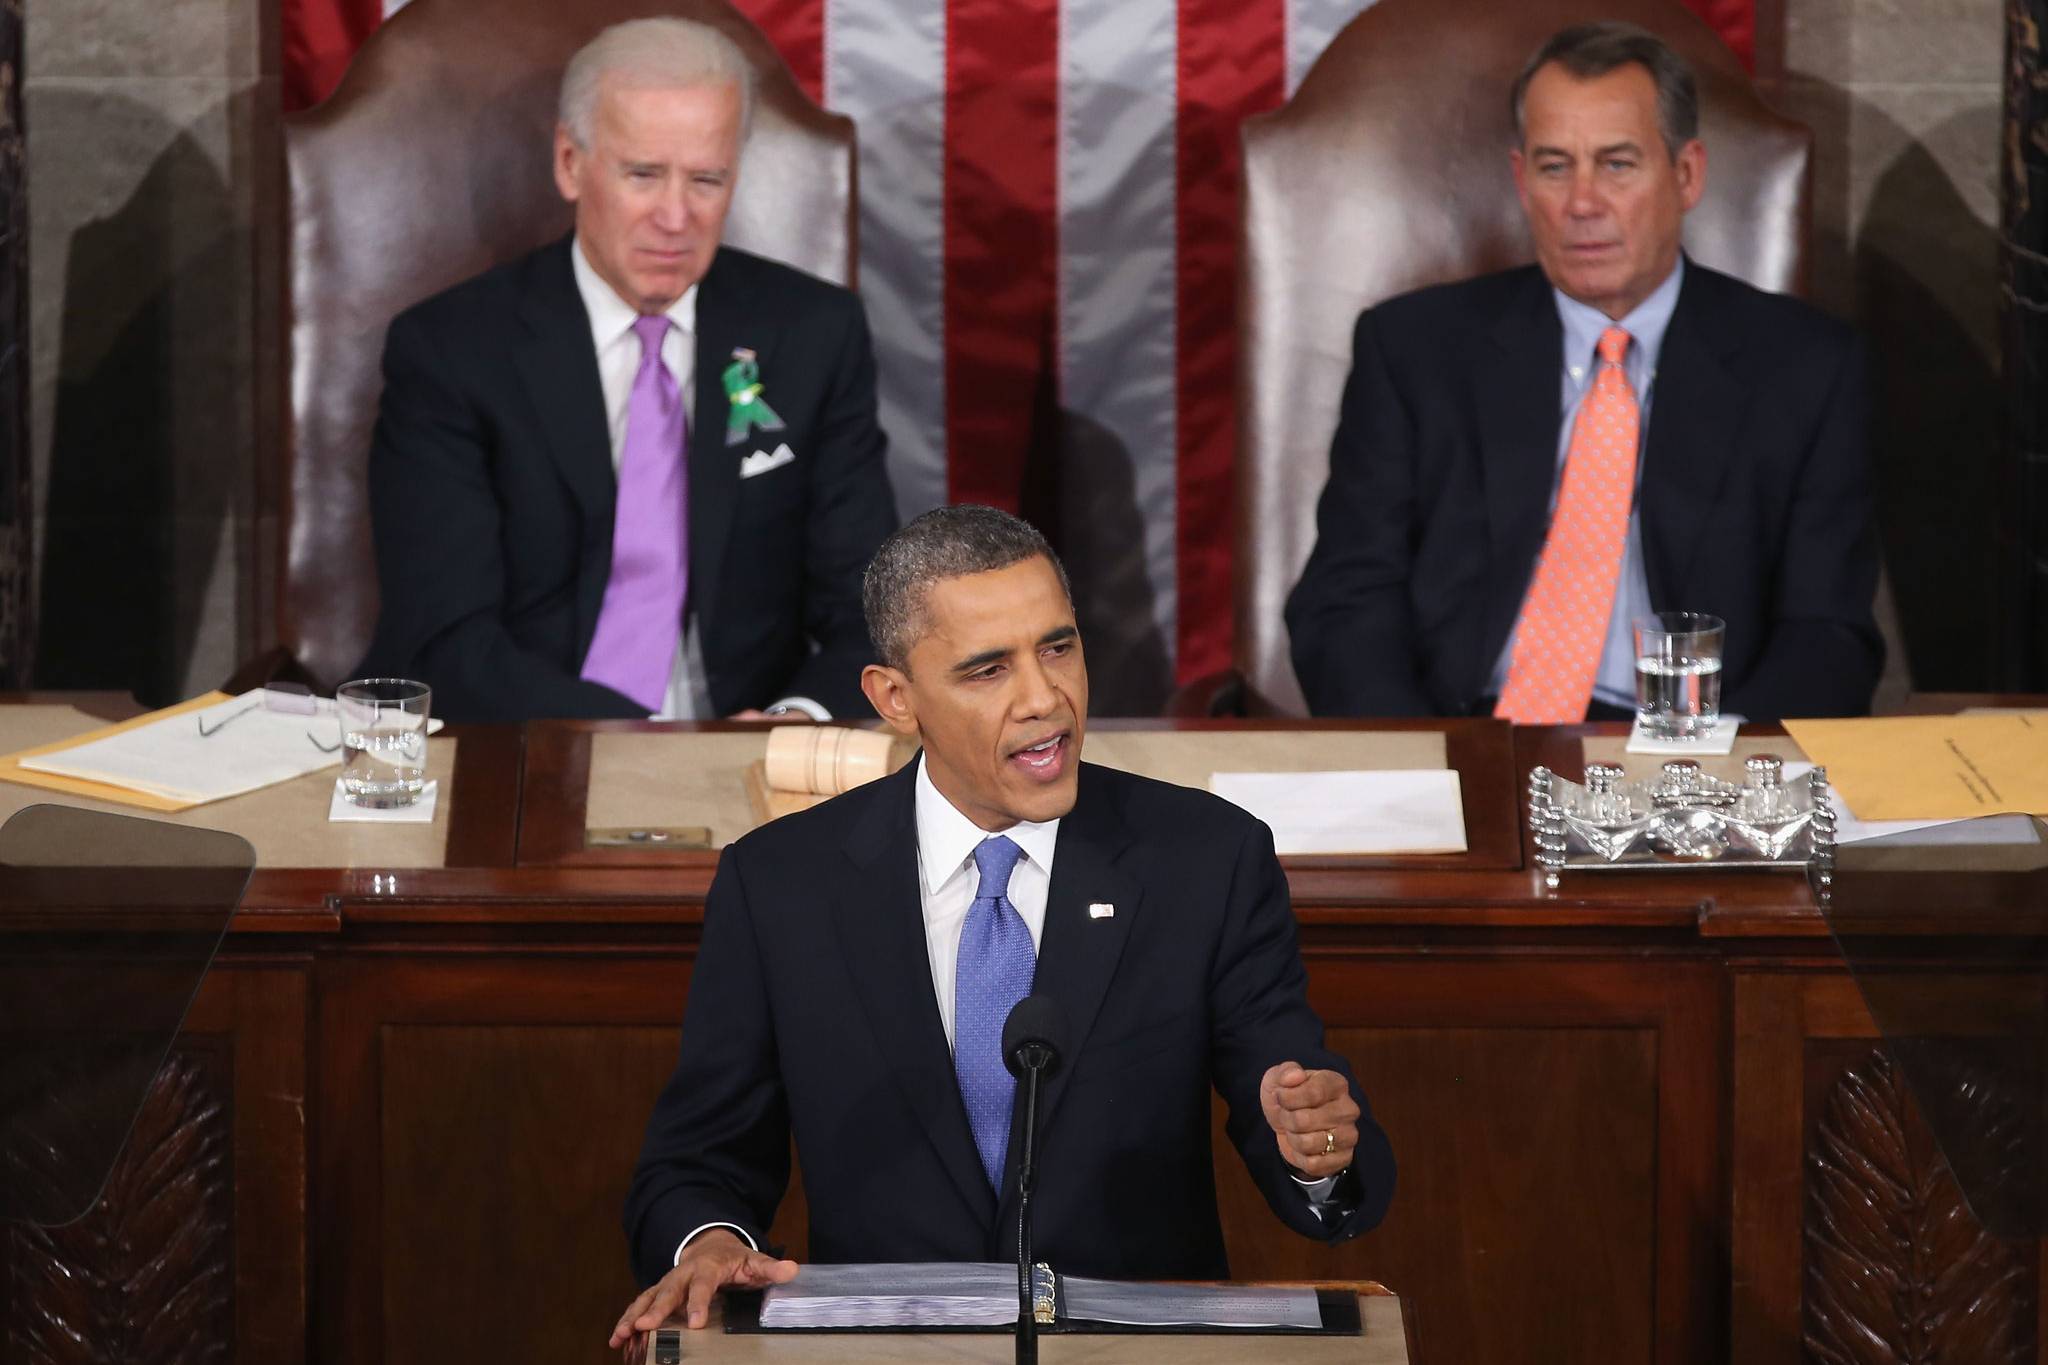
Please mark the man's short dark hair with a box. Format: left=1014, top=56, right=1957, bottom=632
left=1509, top=22, right=1700, bottom=159
left=863, top=505, right=1073, bottom=672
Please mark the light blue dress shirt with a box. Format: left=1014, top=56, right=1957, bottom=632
left=1489, top=256, right=1684, bottom=711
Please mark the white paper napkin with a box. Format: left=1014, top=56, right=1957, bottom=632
left=328, top=778, right=438, bottom=823
left=1624, top=714, right=1740, bottom=756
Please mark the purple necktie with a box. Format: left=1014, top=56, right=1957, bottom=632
left=582, top=314, right=688, bottom=711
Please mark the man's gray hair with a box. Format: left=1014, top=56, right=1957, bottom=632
left=559, top=18, right=756, bottom=149
left=864, top=505, right=1073, bottom=672
left=1509, top=22, right=1700, bottom=159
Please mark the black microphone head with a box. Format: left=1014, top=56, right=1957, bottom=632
left=1002, top=994, right=1069, bottom=1079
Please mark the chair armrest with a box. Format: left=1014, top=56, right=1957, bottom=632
left=220, top=647, right=322, bottom=696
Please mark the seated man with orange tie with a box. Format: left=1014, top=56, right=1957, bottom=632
left=1285, top=21, right=1882, bottom=724
left=358, top=18, right=897, bottom=724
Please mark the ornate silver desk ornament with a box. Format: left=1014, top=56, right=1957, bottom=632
left=1528, top=754, right=1835, bottom=889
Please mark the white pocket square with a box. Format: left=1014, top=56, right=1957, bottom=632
left=739, top=443, right=797, bottom=479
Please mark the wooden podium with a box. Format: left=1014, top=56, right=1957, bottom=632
left=636, top=1286, right=1414, bottom=1362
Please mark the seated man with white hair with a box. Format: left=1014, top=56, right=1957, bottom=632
left=358, top=17, right=898, bottom=723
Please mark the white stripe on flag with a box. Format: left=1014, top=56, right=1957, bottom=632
left=825, top=0, right=951, bottom=523
left=1286, top=0, right=1376, bottom=96
left=1056, top=0, right=1181, bottom=710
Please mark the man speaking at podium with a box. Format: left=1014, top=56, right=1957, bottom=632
left=612, top=506, right=1394, bottom=1345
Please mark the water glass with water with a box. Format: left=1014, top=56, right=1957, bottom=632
left=337, top=679, right=431, bottom=808
left=1633, top=613, right=1724, bottom=741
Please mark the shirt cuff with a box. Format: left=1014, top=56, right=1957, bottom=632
left=673, top=1221, right=758, bottom=1266
left=1289, top=1168, right=1347, bottom=1222
left=764, top=696, right=831, bottom=722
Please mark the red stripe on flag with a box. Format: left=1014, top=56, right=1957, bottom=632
left=281, top=0, right=386, bottom=113
left=730, top=0, right=828, bottom=103
left=1173, top=0, right=1285, bottom=685
left=943, top=0, right=1060, bottom=510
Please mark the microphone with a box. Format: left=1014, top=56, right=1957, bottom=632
left=1001, top=995, right=1067, bottom=1365
left=1003, top=993, right=1068, bottom=1082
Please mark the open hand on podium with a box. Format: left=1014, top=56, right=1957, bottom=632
left=609, top=1228, right=799, bottom=1350
left=1260, top=1061, right=1361, bottom=1180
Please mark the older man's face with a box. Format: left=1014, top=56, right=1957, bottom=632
left=1511, top=61, right=1704, bottom=320
left=553, top=77, right=741, bottom=313
left=867, top=556, right=1088, bottom=832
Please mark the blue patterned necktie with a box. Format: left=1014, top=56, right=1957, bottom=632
left=953, top=835, right=1037, bottom=1190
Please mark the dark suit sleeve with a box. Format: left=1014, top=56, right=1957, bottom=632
left=362, top=310, right=646, bottom=723
left=1284, top=309, right=1438, bottom=717
left=781, top=297, right=896, bottom=718
left=1209, top=817, right=1394, bottom=1242
left=624, top=843, right=791, bottom=1286
left=1726, top=334, right=1885, bottom=720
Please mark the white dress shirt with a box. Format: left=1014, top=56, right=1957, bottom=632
left=913, top=755, right=1059, bottom=1048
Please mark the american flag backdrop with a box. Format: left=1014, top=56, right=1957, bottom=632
left=285, top=0, right=1755, bottom=711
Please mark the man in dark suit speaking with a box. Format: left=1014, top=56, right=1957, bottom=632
left=611, top=506, right=1394, bottom=1344
left=358, top=18, right=896, bottom=724
left=1286, top=22, right=1882, bottom=724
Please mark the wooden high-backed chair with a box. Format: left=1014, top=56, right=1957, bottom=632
left=1193, top=0, right=1809, bottom=716
left=261, top=0, right=854, bottom=690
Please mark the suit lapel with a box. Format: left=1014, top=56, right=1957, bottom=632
left=1639, top=266, right=1743, bottom=603
left=1475, top=269, right=1566, bottom=684
left=835, top=763, right=999, bottom=1229
left=514, top=239, right=616, bottom=653
left=689, top=252, right=749, bottom=637
left=1019, top=765, right=1142, bottom=1161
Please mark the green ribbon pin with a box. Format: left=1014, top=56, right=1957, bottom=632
left=722, top=348, right=786, bottom=445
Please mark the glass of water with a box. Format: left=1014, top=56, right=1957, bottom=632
left=1633, top=613, right=1724, bottom=741
left=336, top=679, right=431, bottom=808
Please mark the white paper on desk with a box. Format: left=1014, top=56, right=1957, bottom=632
left=1210, top=769, right=1466, bottom=855
left=19, top=691, right=440, bottom=806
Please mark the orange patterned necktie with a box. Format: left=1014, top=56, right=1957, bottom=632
left=1495, top=325, right=1638, bottom=724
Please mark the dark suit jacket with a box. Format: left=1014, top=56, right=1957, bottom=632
left=358, top=238, right=898, bottom=722
left=623, top=760, right=1395, bottom=1285
left=1286, top=261, right=1883, bottom=722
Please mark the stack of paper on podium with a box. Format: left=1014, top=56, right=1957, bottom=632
left=745, top=1262, right=1335, bottom=1333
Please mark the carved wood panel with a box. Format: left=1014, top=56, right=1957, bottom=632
left=4, top=1044, right=234, bottom=1364
left=1804, top=1045, right=2036, bottom=1365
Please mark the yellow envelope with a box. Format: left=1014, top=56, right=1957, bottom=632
left=1783, top=713, right=2048, bottom=821
left=0, top=692, right=232, bottom=812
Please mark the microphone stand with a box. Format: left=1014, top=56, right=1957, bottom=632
left=1014, top=1042, right=1050, bottom=1365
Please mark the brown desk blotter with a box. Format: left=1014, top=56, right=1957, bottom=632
left=1581, top=734, right=1810, bottom=786
left=588, top=728, right=1449, bottom=844
left=0, top=705, right=456, bottom=869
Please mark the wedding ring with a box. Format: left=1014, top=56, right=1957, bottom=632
left=1323, top=1131, right=1336, bottom=1156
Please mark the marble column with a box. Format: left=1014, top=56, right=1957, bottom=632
left=23, top=0, right=275, bottom=704
left=2004, top=0, right=2048, bottom=686
left=0, top=0, right=27, bottom=687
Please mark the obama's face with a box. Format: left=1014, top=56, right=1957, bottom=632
left=862, top=556, right=1087, bottom=831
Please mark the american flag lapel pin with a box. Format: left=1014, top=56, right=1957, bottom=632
left=1088, top=902, right=1115, bottom=920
